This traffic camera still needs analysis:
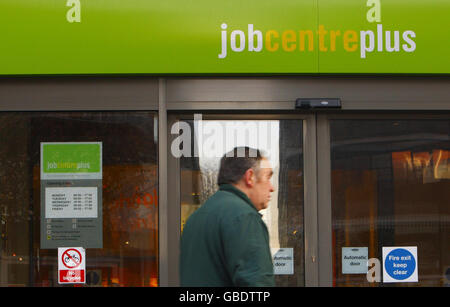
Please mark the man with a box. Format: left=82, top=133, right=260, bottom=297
left=180, top=147, right=275, bottom=286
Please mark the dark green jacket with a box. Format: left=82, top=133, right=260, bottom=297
left=180, top=184, right=275, bottom=287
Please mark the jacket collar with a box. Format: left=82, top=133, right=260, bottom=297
left=219, top=184, right=260, bottom=214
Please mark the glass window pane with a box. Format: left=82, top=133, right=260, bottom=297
left=0, top=112, right=158, bottom=287
left=179, top=119, right=305, bottom=286
left=330, top=119, right=450, bottom=287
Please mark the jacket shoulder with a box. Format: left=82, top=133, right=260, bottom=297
left=210, top=190, right=258, bottom=215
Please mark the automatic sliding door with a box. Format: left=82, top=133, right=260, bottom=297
left=177, top=118, right=306, bottom=286
left=328, top=118, right=450, bottom=287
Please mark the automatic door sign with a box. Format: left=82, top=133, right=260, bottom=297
left=58, top=247, right=86, bottom=284
left=342, top=247, right=368, bottom=274
left=271, top=248, right=294, bottom=275
left=382, top=246, right=418, bottom=283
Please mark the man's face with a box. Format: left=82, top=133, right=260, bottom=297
left=249, top=158, right=275, bottom=211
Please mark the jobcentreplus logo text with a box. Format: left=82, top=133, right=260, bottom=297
left=218, top=1, right=416, bottom=59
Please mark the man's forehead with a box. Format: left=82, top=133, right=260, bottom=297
left=259, top=158, right=273, bottom=170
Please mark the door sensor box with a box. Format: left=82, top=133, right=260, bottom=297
left=295, top=98, right=341, bottom=109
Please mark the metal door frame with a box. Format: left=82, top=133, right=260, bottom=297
left=164, top=112, right=319, bottom=286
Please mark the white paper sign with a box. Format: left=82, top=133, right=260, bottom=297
left=45, top=187, right=98, bottom=218
left=272, top=248, right=294, bottom=275
left=342, top=247, right=368, bottom=274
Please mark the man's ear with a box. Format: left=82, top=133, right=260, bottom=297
left=243, top=168, right=255, bottom=187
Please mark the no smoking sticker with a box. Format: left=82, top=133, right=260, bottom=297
left=58, top=247, right=86, bottom=284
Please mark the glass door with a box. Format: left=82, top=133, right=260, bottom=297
left=168, top=113, right=449, bottom=287
left=318, top=114, right=450, bottom=287
left=168, top=114, right=318, bottom=286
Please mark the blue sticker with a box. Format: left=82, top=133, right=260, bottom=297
left=384, top=248, right=416, bottom=280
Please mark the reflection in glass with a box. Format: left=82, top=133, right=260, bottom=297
left=330, top=120, right=450, bottom=287
left=0, top=112, right=158, bottom=287
left=180, top=119, right=304, bottom=286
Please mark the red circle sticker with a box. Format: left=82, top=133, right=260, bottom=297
left=61, top=249, right=82, bottom=269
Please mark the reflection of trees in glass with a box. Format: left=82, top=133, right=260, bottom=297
left=0, top=115, right=31, bottom=225
left=330, top=120, right=450, bottom=287
left=275, top=120, right=304, bottom=287
left=199, top=164, right=219, bottom=205
left=0, top=112, right=159, bottom=287
left=0, top=115, right=32, bottom=287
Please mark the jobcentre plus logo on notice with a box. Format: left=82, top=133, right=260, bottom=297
left=218, top=0, right=416, bottom=59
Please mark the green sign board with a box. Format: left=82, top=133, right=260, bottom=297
left=40, top=142, right=103, bottom=249
left=0, top=0, right=449, bottom=74
left=41, top=142, right=102, bottom=179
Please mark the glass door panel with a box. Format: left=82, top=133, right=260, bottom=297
left=178, top=119, right=305, bottom=286
left=330, top=119, right=450, bottom=287
left=0, top=112, right=158, bottom=287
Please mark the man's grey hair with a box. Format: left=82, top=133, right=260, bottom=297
left=217, top=147, right=265, bottom=185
